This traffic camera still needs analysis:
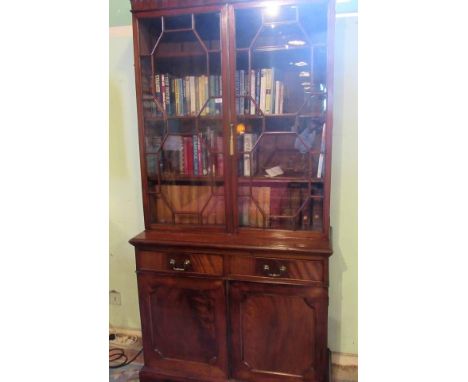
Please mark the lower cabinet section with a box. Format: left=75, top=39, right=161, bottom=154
left=136, top=273, right=328, bottom=382
left=137, top=273, right=228, bottom=381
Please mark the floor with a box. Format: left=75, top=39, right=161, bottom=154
left=109, top=343, right=356, bottom=382
left=109, top=362, right=142, bottom=382
left=109, top=341, right=143, bottom=382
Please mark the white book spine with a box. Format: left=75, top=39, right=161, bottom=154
left=259, top=69, right=266, bottom=113
left=275, top=80, right=280, bottom=114
left=250, top=70, right=256, bottom=115
left=265, top=69, right=271, bottom=114
left=279, top=82, right=284, bottom=114
left=190, top=76, right=196, bottom=115
left=243, top=133, right=253, bottom=176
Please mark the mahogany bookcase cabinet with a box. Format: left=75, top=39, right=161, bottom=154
left=128, top=1, right=335, bottom=381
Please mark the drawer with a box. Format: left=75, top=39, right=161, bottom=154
left=230, top=256, right=324, bottom=283
left=137, top=250, right=223, bottom=276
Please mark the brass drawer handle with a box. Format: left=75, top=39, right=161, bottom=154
left=263, top=264, right=287, bottom=277
left=169, top=258, right=191, bottom=271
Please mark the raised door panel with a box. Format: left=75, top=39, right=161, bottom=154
left=230, top=281, right=328, bottom=382
left=137, top=273, right=228, bottom=381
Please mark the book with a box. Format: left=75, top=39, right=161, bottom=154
left=243, top=133, right=257, bottom=176
left=311, top=198, right=323, bottom=231
left=189, top=76, right=196, bottom=115
left=240, top=70, right=245, bottom=114
left=283, top=185, right=303, bottom=230
left=187, top=136, right=194, bottom=176
left=259, top=69, right=266, bottom=113
left=255, top=70, right=261, bottom=113
left=274, top=80, right=281, bottom=114
left=253, top=187, right=270, bottom=227
left=216, top=135, right=224, bottom=176
left=250, top=70, right=256, bottom=115
left=155, top=193, right=173, bottom=224
left=279, top=82, right=284, bottom=114
left=235, top=70, right=240, bottom=114
left=192, top=134, right=199, bottom=175
left=237, top=134, right=244, bottom=176
left=269, top=184, right=288, bottom=228
left=145, top=135, right=162, bottom=176
left=163, top=135, right=183, bottom=175
left=265, top=68, right=272, bottom=114
left=155, top=74, right=162, bottom=109
left=265, top=166, right=284, bottom=177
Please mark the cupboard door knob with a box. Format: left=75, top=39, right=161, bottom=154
left=169, top=258, right=191, bottom=271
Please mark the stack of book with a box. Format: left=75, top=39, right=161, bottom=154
left=235, top=68, right=285, bottom=115
left=155, top=74, right=222, bottom=116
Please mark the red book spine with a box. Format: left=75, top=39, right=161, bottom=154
left=197, top=136, right=203, bottom=174
left=187, top=137, right=194, bottom=176
left=183, top=137, right=190, bottom=175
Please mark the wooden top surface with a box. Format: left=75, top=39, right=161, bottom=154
left=129, top=229, right=332, bottom=255
left=130, top=0, right=327, bottom=12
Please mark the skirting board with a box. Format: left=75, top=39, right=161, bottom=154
left=331, top=352, right=358, bottom=382
left=109, top=327, right=358, bottom=382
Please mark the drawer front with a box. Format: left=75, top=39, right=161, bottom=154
left=137, top=250, right=223, bottom=276
left=230, top=256, right=324, bottom=283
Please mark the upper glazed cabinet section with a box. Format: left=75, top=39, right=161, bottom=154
left=232, top=2, right=330, bottom=232
left=137, top=10, right=228, bottom=228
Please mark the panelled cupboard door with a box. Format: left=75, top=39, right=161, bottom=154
left=137, top=273, right=228, bottom=381
left=229, top=281, right=328, bottom=382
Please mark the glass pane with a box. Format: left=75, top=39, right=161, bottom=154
left=195, top=13, right=221, bottom=50
left=138, top=18, right=163, bottom=55
left=139, top=11, right=225, bottom=227
left=165, top=14, right=192, bottom=30
left=234, top=4, right=328, bottom=232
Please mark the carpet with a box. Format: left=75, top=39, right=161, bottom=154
left=109, top=363, right=142, bottom=382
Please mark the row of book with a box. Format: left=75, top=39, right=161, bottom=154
left=235, top=68, right=285, bottom=115
left=145, top=130, right=224, bottom=177
left=237, top=130, right=325, bottom=178
left=237, top=185, right=323, bottom=230
left=144, top=68, right=320, bottom=117
left=151, top=184, right=322, bottom=230
left=145, top=126, right=325, bottom=178
left=153, top=74, right=222, bottom=116
left=154, top=185, right=225, bottom=225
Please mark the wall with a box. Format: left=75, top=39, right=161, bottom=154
left=109, top=24, right=143, bottom=329
left=329, top=15, right=358, bottom=355
left=109, top=2, right=358, bottom=354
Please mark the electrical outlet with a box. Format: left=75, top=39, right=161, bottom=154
left=109, top=290, right=121, bottom=305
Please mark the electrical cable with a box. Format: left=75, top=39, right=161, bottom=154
left=109, top=347, right=143, bottom=369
